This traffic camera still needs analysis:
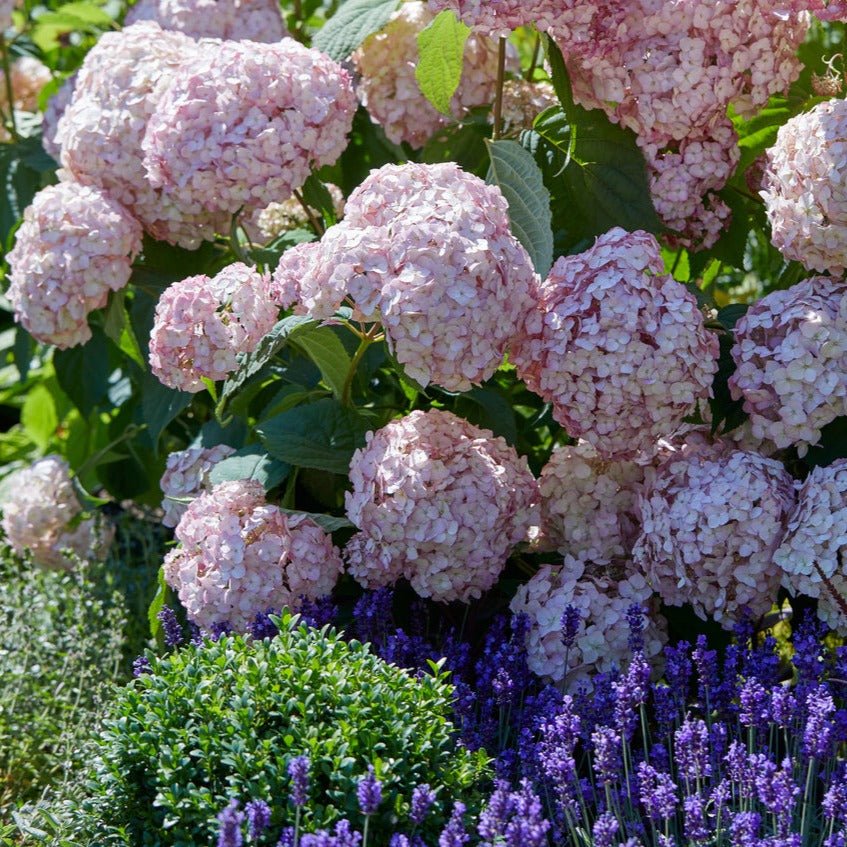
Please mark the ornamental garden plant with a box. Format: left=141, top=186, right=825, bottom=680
left=3, top=0, right=847, bottom=845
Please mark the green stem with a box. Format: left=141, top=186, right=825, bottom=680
left=341, top=328, right=382, bottom=406
left=73, top=424, right=146, bottom=481
left=293, top=189, right=325, bottom=236
left=0, top=34, right=20, bottom=141
left=525, top=32, right=541, bottom=81
left=492, top=37, right=507, bottom=141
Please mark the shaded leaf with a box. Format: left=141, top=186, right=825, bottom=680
left=312, top=0, right=400, bottom=61
left=208, top=444, right=291, bottom=490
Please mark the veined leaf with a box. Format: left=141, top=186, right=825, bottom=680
left=416, top=10, right=470, bottom=116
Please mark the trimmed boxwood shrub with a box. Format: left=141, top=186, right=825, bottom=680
left=82, top=615, right=489, bottom=846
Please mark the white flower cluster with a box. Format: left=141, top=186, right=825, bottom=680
left=762, top=98, right=847, bottom=275
left=125, top=0, right=288, bottom=42
left=159, top=445, right=237, bottom=527
left=250, top=184, right=345, bottom=242
left=510, top=554, right=667, bottom=687
left=273, top=162, right=539, bottom=392
left=537, top=441, right=644, bottom=561
left=511, top=228, right=719, bottom=459
left=353, top=1, right=504, bottom=148
left=164, top=480, right=343, bottom=631
left=633, top=439, right=796, bottom=627
left=344, top=409, right=539, bottom=604
left=1, top=456, right=113, bottom=569
left=6, top=182, right=142, bottom=349
left=729, top=278, right=847, bottom=454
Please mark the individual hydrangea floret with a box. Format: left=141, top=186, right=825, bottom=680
left=511, top=228, right=719, bottom=460
left=633, top=439, right=796, bottom=628
left=273, top=162, right=539, bottom=392
left=510, top=554, right=667, bottom=688
left=0, top=456, right=113, bottom=569
left=775, top=459, right=847, bottom=608
left=149, top=262, right=278, bottom=393
left=762, top=98, right=847, bottom=275
left=142, top=39, right=356, bottom=217
left=729, top=278, right=847, bottom=454
left=125, top=0, right=288, bottom=42
left=59, top=22, right=224, bottom=247
left=0, top=56, right=50, bottom=140
left=353, top=1, right=505, bottom=148
left=160, top=445, right=237, bottom=527
left=164, top=480, right=343, bottom=631
left=537, top=440, right=645, bottom=560
left=6, top=182, right=142, bottom=349
left=344, top=409, right=539, bottom=603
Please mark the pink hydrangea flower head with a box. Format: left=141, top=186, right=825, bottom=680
left=537, top=440, right=645, bottom=560
left=353, top=1, right=505, bottom=148
left=41, top=71, right=77, bottom=161
left=165, top=480, right=343, bottom=631
left=762, top=99, right=847, bottom=275
left=286, top=162, right=539, bottom=392
left=160, top=445, right=237, bottom=527
left=6, top=182, right=142, bottom=349
left=344, top=409, right=539, bottom=603
left=729, top=278, right=847, bottom=454
left=142, top=39, right=356, bottom=217
left=511, top=228, right=719, bottom=460
left=427, top=0, right=568, bottom=36
left=0, top=56, right=51, bottom=140
left=633, top=440, right=796, bottom=628
left=59, top=22, right=225, bottom=248
left=125, top=0, right=288, bottom=42
left=149, top=262, right=278, bottom=392
left=1, top=455, right=113, bottom=569
left=0, top=0, right=14, bottom=29
left=510, top=554, right=667, bottom=688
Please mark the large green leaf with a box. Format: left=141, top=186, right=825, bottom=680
left=20, top=383, right=58, bottom=451
left=311, top=0, right=400, bottom=61
left=279, top=509, right=354, bottom=533
left=208, top=444, right=291, bottom=490
left=486, top=139, right=554, bottom=276
left=416, top=10, right=470, bottom=116
left=140, top=372, right=192, bottom=446
left=290, top=324, right=352, bottom=400
left=257, top=398, right=372, bottom=474
left=53, top=330, right=111, bottom=416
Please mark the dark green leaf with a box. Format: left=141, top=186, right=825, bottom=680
left=290, top=324, right=352, bottom=400
left=311, top=0, right=401, bottom=62
left=53, top=329, right=111, bottom=415
left=422, top=110, right=491, bottom=177
left=456, top=387, right=518, bottom=445
left=140, top=372, right=192, bottom=447
left=208, top=445, right=291, bottom=490
left=257, top=398, right=372, bottom=474
left=279, top=510, right=354, bottom=533
left=301, top=175, right=339, bottom=226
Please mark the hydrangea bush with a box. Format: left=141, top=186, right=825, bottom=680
left=3, top=0, right=847, bottom=842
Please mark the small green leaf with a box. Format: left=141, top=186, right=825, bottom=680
left=21, top=383, right=58, bottom=451
left=149, top=565, right=169, bottom=641
left=311, top=0, right=401, bottom=62
left=257, top=398, right=372, bottom=474
left=208, top=445, right=291, bottom=491
left=415, top=10, right=470, bottom=116
left=301, top=175, right=339, bottom=226
left=290, top=324, right=352, bottom=400
left=486, top=139, right=554, bottom=276
left=278, top=510, right=354, bottom=533
left=103, top=290, right=145, bottom=369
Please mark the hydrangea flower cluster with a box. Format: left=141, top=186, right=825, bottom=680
left=511, top=228, right=718, bottom=460
left=159, top=445, right=237, bottom=527
left=633, top=439, right=796, bottom=627
left=41, top=71, right=77, bottom=161
left=762, top=98, right=847, bottom=275
left=536, top=440, right=644, bottom=561
left=510, top=554, right=666, bottom=687
left=149, top=262, right=278, bottom=392
left=58, top=22, right=224, bottom=248
left=498, top=79, right=557, bottom=136
left=0, top=56, right=50, bottom=140
left=352, top=1, right=504, bottom=148
left=0, top=456, right=113, bottom=569
left=0, top=0, right=13, bottom=29
left=729, top=278, right=847, bottom=453
left=250, top=183, right=344, bottom=242
left=6, top=181, right=142, bottom=349
left=274, top=162, right=539, bottom=392
left=142, top=38, right=356, bottom=218
left=124, top=0, right=288, bottom=42
left=344, top=409, right=539, bottom=603
left=776, top=459, right=847, bottom=633
left=163, top=479, right=343, bottom=630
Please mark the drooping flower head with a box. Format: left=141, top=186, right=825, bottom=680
left=149, top=262, right=278, bottom=392
left=125, top=0, right=288, bottom=42
left=345, top=409, right=539, bottom=603
left=633, top=439, right=796, bottom=627
left=511, top=228, right=719, bottom=459
left=59, top=22, right=224, bottom=247
left=142, top=38, right=356, bottom=217
left=729, top=278, right=847, bottom=453
left=273, top=162, right=539, bottom=392
left=159, top=445, right=237, bottom=527
left=510, top=554, right=667, bottom=688
left=0, top=455, right=113, bottom=569
left=6, top=181, right=142, bottom=349
left=163, top=480, right=343, bottom=631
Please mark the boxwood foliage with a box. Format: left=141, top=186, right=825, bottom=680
left=82, top=615, right=489, bottom=846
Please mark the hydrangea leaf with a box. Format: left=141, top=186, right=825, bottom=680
left=312, top=0, right=401, bottom=62
left=485, top=138, right=554, bottom=276
left=290, top=324, right=352, bottom=401
left=208, top=445, right=290, bottom=491
left=416, top=10, right=470, bottom=116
